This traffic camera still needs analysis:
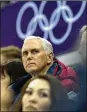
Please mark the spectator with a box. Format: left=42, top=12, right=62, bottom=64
left=1, top=45, right=21, bottom=63
left=21, top=36, right=79, bottom=93
left=1, top=67, right=14, bottom=111
left=0, top=45, right=28, bottom=111
left=1, top=45, right=28, bottom=82
left=77, top=25, right=87, bottom=111
left=11, top=75, right=73, bottom=111
left=78, top=25, right=87, bottom=67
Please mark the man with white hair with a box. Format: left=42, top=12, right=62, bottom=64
left=21, top=36, right=79, bottom=93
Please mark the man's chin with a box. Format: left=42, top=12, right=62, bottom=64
left=27, top=69, right=38, bottom=75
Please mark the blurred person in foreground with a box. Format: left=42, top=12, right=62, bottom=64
left=11, top=75, right=74, bottom=111
left=78, top=25, right=87, bottom=67
left=0, top=45, right=27, bottom=111
left=21, top=36, right=79, bottom=93
left=77, top=25, right=87, bottom=111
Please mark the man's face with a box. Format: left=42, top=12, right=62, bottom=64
left=79, top=30, right=87, bottom=66
left=22, top=39, right=52, bottom=75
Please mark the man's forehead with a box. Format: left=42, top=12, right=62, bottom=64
left=22, top=39, right=43, bottom=50
left=24, top=38, right=42, bottom=44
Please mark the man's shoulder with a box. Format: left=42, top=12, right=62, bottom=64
left=54, top=59, right=76, bottom=75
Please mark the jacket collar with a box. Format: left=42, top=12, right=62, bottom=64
left=47, top=58, right=62, bottom=76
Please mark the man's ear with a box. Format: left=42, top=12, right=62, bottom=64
left=47, top=53, right=54, bottom=64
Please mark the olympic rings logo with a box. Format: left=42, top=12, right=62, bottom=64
left=16, top=1, right=86, bottom=45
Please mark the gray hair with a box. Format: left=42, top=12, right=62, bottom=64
left=79, top=25, right=87, bottom=39
left=23, top=36, right=53, bottom=54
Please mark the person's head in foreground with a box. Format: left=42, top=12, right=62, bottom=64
left=78, top=25, right=87, bottom=67
left=22, top=36, right=54, bottom=77
left=11, top=75, right=71, bottom=111
left=0, top=45, right=26, bottom=111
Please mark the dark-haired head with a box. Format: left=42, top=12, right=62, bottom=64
left=11, top=74, right=71, bottom=111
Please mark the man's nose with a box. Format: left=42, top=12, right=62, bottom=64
left=27, top=52, right=32, bottom=59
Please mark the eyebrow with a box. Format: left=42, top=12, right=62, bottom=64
left=27, top=87, right=50, bottom=91
left=38, top=89, right=50, bottom=91
left=26, top=87, right=33, bottom=91
left=23, top=48, right=40, bottom=52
